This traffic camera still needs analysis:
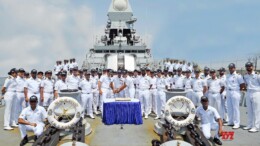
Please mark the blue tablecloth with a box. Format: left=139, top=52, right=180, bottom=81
left=102, top=99, right=143, bottom=125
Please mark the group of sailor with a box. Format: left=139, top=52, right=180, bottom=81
left=1, top=61, right=260, bottom=145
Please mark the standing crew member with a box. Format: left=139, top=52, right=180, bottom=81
left=155, top=69, right=167, bottom=120
left=117, top=70, right=136, bottom=99
left=224, top=63, right=245, bottom=129
left=24, top=69, right=41, bottom=105
left=54, top=71, right=68, bottom=98
left=218, top=67, right=229, bottom=123
left=149, top=71, right=158, bottom=115
left=2, top=68, right=18, bottom=130
left=243, top=62, right=260, bottom=132
left=191, top=69, right=207, bottom=107
left=183, top=70, right=194, bottom=105
left=90, top=69, right=100, bottom=115
left=40, top=71, right=54, bottom=107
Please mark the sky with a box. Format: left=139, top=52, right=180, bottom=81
left=0, top=0, right=260, bottom=76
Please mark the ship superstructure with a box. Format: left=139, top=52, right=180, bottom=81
left=82, top=0, right=153, bottom=71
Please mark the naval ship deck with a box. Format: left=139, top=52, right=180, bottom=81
left=0, top=105, right=259, bottom=146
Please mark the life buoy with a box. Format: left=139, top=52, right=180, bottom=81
left=164, top=96, right=196, bottom=128
left=47, top=97, right=83, bottom=129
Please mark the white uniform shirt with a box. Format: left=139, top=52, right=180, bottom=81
left=226, top=71, right=244, bottom=91
left=174, top=63, right=180, bottom=70
left=99, top=74, right=111, bottom=89
left=66, top=75, right=80, bottom=89
left=156, top=77, right=167, bottom=90
left=16, top=76, right=26, bottom=92
left=19, top=106, right=47, bottom=125
left=165, top=75, right=172, bottom=88
left=137, top=76, right=151, bottom=90
left=244, top=71, right=260, bottom=92
left=63, top=64, right=69, bottom=71
left=79, top=79, right=95, bottom=94
left=54, top=80, right=68, bottom=92
left=196, top=106, right=220, bottom=125
left=133, top=75, right=140, bottom=89
left=207, top=78, right=225, bottom=93
left=125, top=76, right=135, bottom=89
left=4, top=76, right=17, bottom=92
left=183, top=76, right=193, bottom=92
left=24, top=77, right=41, bottom=93
left=40, top=78, right=54, bottom=93
left=150, top=77, right=157, bottom=89
left=169, top=63, right=175, bottom=72
left=90, top=75, right=99, bottom=89
left=73, top=62, right=78, bottom=68
left=191, top=78, right=207, bottom=92
left=113, top=76, right=125, bottom=89
left=68, top=63, right=74, bottom=70
left=172, top=74, right=185, bottom=89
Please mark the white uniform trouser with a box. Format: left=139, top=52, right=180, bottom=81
left=149, top=89, right=157, bottom=115
left=135, top=88, right=139, bottom=99
left=157, top=90, right=166, bottom=117
left=139, top=89, right=150, bottom=116
left=125, top=88, right=135, bottom=99
left=201, top=123, right=219, bottom=139
left=245, top=90, right=260, bottom=129
left=226, top=90, right=241, bottom=126
left=15, top=92, right=26, bottom=123
left=27, top=92, right=40, bottom=106
left=42, top=93, right=54, bottom=107
left=4, top=91, right=16, bottom=127
left=220, top=91, right=229, bottom=121
left=100, top=88, right=109, bottom=113
left=208, top=92, right=222, bottom=119
left=192, top=91, right=203, bottom=107
left=185, top=90, right=194, bottom=105
left=92, top=89, right=99, bottom=113
left=19, top=123, right=44, bottom=139
left=81, top=93, right=93, bottom=116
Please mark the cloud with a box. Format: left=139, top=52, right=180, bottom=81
left=0, top=0, right=102, bottom=76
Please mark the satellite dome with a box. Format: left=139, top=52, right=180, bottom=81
left=113, top=0, right=128, bottom=11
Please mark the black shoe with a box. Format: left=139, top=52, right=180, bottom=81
left=20, top=135, right=28, bottom=146
left=213, top=137, right=222, bottom=145
left=34, top=135, right=38, bottom=142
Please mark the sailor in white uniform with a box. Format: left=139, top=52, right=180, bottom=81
left=196, top=96, right=223, bottom=145
left=79, top=71, right=95, bottom=119
left=243, top=62, right=260, bottom=132
left=68, top=59, right=74, bottom=73
left=172, top=68, right=185, bottom=89
left=218, top=67, right=229, bottom=123
left=137, top=68, right=151, bottom=119
left=54, top=71, right=68, bottom=98
left=90, top=69, right=100, bottom=115
left=40, top=71, right=54, bottom=107
left=2, top=68, right=18, bottom=130
left=63, top=60, right=69, bottom=72
left=207, top=69, right=225, bottom=119
left=98, top=69, right=114, bottom=113
left=191, top=69, right=207, bottom=107
left=72, top=58, right=78, bottom=68
left=15, top=68, right=26, bottom=125
left=117, top=70, right=136, bottom=99
left=66, top=67, right=80, bottom=102
left=155, top=70, right=167, bottom=119
left=133, top=70, right=140, bottom=98
left=18, top=96, right=47, bottom=145
left=183, top=70, right=194, bottom=104
left=113, top=70, right=125, bottom=98
left=149, top=71, right=157, bottom=115
left=54, top=61, right=60, bottom=75
left=224, top=63, right=245, bottom=129
left=24, top=69, right=41, bottom=106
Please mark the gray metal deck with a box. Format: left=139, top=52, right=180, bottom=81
left=0, top=106, right=259, bottom=146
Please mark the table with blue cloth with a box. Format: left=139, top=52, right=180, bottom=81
left=102, top=99, right=143, bottom=125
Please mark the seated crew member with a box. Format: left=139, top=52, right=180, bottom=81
left=195, top=96, right=223, bottom=145
left=19, top=96, right=47, bottom=146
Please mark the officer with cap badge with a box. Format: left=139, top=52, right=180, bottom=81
left=18, top=95, right=47, bottom=146
left=137, top=68, right=151, bottom=119
left=15, top=68, right=27, bottom=125
left=24, top=69, right=41, bottom=106
left=172, top=67, right=185, bottom=89
left=90, top=69, right=100, bottom=115
left=66, top=67, right=80, bottom=104
left=1, top=68, right=18, bottom=130
left=79, top=71, right=95, bottom=119
left=40, top=70, right=54, bottom=107
left=207, top=69, right=225, bottom=119
left=54, top=71, right=68, bottom=98
left=218, top=67, right=229, bottom=123
left=183, top=69, right=194, bottom=105
left=191, top=69, right=207, bottom=107
left=155, top=69, right=167, bottom=120
left=224, top=63, right=245, bottom=129
left=243, top=62, right=260, bottom=132
left=195, top=96, right=223, bottom=145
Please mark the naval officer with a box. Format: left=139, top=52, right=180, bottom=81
left=155, top=69, right=167, bottom=120
left=79, top=71, right=95, bottom=119
left=191, top=69, right=207, bottom=107
left=2, top=68, right=18, bottom=130
left=224, top=63, right=245, bottom=129
left=19, top=96, right=47, bottom=145
left=113, top=70, right=125, bottom=98
left=183, top=70, right=194, bottom=105
left=172, top=67, right=185, bottom=89
left=196, top=96, right=223, bottom=145
left=90, top=69, right=100, bottom=115
left=24, top=69, right=41, bottom=105
left=54, top=71, right=68, bottom=98
left=218, top=67, right=229, bottom=123
left=15, top=68, right=26, bottom=125
left=40, top=71, right=54, bottom=107
left=117, top=70, right=136, bottom=99
left=243, top=62, right=260, bottom=132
